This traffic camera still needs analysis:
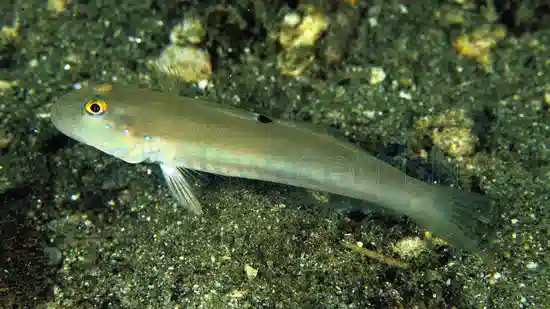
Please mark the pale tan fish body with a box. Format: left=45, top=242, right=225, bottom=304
left=50, top=83, right=491, bottom=254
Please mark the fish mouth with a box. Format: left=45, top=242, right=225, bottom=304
left=49, top=100, right=66, bottom=124
left=50, top=102, right=79, bottom=140
left=50, top=109, right=67, bottom=132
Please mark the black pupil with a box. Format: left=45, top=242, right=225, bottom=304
left=90, top=103, right=101, bottom=113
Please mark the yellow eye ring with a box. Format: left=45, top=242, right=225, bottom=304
left=84, top=99, right=108, bottom=116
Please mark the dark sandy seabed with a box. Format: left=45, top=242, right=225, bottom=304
left=0, top=0, right=548, bottom=308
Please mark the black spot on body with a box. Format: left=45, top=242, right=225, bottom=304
left=255, top=114, right=272, bottom=124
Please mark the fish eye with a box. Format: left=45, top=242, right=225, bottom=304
left=84, top=99, right=108, bottom=116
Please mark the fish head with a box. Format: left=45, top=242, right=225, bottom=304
left=50, top=83, right=147, bottom=164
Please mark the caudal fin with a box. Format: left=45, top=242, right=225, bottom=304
left=413, top=186, right=497, bottom=259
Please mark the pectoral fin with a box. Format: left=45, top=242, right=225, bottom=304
left=160, top=164, right=203, bottom=215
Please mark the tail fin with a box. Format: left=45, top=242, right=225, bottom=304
left=412, top=186, right=497, bottom=260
